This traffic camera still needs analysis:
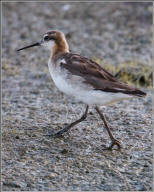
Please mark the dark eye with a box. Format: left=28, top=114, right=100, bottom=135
left=44, top=35, right=50, bottom=41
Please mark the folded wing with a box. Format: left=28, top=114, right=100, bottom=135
left=58, top=53, right=146, bottom=97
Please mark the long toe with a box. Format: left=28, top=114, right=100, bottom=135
left=53, top=130, right=65, bottom=137
left=104, top=139, right=122, bottom=151
left=45, top=131, right=64, bottom=138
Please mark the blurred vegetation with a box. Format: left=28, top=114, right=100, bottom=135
left=94, top=58, right=152, bottom=88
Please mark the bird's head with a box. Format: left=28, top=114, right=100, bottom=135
left=17, top=30, right=69, bottom=54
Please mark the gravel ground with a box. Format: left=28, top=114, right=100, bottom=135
left=2, top=2, right=153, bottom=191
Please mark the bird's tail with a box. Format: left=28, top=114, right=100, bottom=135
left=130, top=88, right=146, bottom=97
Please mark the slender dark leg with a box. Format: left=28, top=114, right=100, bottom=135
left=49, top=105, right=89, bottom=137
left=95, top=106, right=121, bottom=150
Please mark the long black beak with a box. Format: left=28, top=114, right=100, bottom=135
left=16, top=42, right=41, bottom=51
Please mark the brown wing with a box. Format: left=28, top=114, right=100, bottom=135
left=57, top=53, right=146, bottom=97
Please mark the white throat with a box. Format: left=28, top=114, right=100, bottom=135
left=42, top=40, right=55, bottom=51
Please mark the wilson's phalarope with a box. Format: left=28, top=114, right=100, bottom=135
left=17, top=30, right=146, bottom=150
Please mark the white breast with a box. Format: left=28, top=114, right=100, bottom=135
left=48, top=59, right=78, bottom=96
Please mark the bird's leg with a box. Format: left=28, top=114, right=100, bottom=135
left=49, top=105, right=89, bottom=137
left=95, top=106, right=121, bottom=150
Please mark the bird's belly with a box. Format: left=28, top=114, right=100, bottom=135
left=52, top=74, right=77, bottom=96
left=50, top=74, right=131, bottom=105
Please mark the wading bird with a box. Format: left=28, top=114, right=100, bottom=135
left=17, top=30, right=146, bottom=150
